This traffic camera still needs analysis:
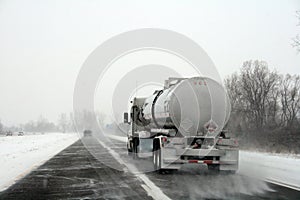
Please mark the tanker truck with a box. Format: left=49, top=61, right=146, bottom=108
left=123, top=77, right=238, bottom=173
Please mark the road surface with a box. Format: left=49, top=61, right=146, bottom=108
left=0, top=138, right=152, bottom=200
left=0, top=135, right=300, bottom=199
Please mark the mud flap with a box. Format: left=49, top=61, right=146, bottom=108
left=220, top=149, right=239, bottom=171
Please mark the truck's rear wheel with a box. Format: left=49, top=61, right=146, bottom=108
left=132, top=138, right=139, bottom=159
left=127, top=140, right=132, bottom=154
left=153, top=150, right=157, bottom=170
left=156, top=149, right=162, bottom=170
left=153, top=149, right=163, bottom=172
left=153, top=139, right=162, bottom=172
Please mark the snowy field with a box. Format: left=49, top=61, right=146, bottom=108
left=0, top=133, right=79, bottom=191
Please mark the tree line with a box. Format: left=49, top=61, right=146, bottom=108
left=225, top=60, right=300, bottom=153
left=0, top=111, right=106, bottom=134
left=0, top=114, right=73, bottom=133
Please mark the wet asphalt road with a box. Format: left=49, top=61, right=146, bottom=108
left=108, top=139, right=300, bottom=200
left=1, top=135, right=300, bottom=200
left=0, top=139, right=152, bottom=200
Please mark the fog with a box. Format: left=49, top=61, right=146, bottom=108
left=0, top=0, right=299, bottom=125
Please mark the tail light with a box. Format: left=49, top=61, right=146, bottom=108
left=161, top=137, right=168, bottom=147
left=161, top=137, right=167, bottom=143
left=234, top=139, right=238, bottom=146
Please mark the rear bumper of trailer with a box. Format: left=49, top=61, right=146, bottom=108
left=160, top=147, right=239, bottom=171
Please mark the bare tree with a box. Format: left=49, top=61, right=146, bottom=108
left=58, top=113, right=68, bottom=133
left=265, top=82, right=280, bottom=127
left=35, top=115, right=57, bottom=132
left=225, top=73, right=247, bottom=131
left=225, top=61, right=300, bottom=153
left=279, top=74, right=300, bottom=128
left=0, top=119, right=3, bottom=133
left=225, top=73, right=242, bottom=111
left=240, top=60, right=279, bottom=129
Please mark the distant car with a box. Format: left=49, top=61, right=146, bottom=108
left=18, top=131, right=24, bottom=136
left=6, top=131, right=13, bottom=136
left=83, top=130, right=92, bottom=137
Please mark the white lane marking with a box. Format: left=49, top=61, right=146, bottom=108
left=266, top=178, right=300, bottom=191
left=96, top=137, right=171, bottom=200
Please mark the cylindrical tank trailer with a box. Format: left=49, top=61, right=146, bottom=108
left=140, top=77, right=231, bottom=136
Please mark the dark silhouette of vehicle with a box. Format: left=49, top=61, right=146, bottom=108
left=18, top=131, right=24, bottom=136
left=83, top=130, right=92, bottom=137
left=6, top=131, right=13, bottom=136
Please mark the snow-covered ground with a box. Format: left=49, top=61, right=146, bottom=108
left=238, top=151, right=300, bottom=191
left=0, top=133, right=79, bottom=191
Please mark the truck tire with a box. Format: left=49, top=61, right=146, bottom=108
left=153, top=139, right=162, bottom=172
left=156, top=148, right=162, bottom=171
left=157, top=150, right=169, bottom=174
left=127, top=140, right=132, bottom=153
left=153, top=150, right=157, bottom=171
left=153, top=143, right=157, bottom=171
left=133, top=138, right=139, bottom=159
left=153, top=139, right=167, bottom=173
left=127, top=142, right=132, bottom=156
left=153, top=139, right=158, bottom=171
left=154, top=149, right=162, bottom=172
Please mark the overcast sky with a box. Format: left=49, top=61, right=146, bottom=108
left=0, top=0, right=299, bottom=126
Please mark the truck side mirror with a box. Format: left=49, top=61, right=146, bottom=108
left=124, top=112, right=129, bottom=124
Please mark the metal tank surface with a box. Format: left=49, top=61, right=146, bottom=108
left=142, top=77, right=230, bottom=136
